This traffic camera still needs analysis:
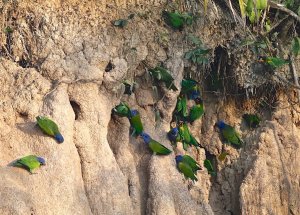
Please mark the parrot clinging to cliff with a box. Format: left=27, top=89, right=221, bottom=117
left=36, top=116, right=64, bottom=143
left=178, top=122, right=200, bottom=150
left=215, top=121, right=243, bottom=148
left=13, top=155, right=45, bottom=174
left=243, top=113, right=261, bottom=128
left=167, top=122, right=181, bottom=145
left=148, top=66, right=178, bottom=91
left=175, top=155, right=198, bottom=181
left=181, top=78, right=201, bottom=100
left=189, top=97, right=204, bottom=123
left=204, top=159, right=216, bottom=176
left=113, top=102, right=131, bottom=118
left=129, top=110, right=144, bottom=137
left=140, top=132, right=172, bottom=155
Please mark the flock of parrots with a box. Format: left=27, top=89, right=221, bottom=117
left=112, top=77, right=261, bottom=182
left=11, top=10, right=262, bottom=181
left=10, top=77, right=260, bottom=182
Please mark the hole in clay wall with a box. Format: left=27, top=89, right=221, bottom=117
left=105, top=61, right=115, bottom=72
left=70, top=100, right=81, bottom=120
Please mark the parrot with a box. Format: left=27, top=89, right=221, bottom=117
left=175, top=155, right=198, bottom=181
left=189, top=97, right=204, bottom=123
left=175, top=95, right=188, bottom=120
left=180, top=155, right=201, bottom=173
left=204, top=159, right=216, bottom=175
left=181, top=79, right=200, bottom=100
left=36, top=116, right=64, bottom=143
left=113, top=102, right=131, bottom=117
left=129, top=110, right=144, bottom=136
left=140, top=132, right=172, bottom=155
left=215, top=121, right=243, bottom=148
left=162, top=10, right=184, bottom=30
left=148, top=66, right=178, bottom=91
left=178, top=122, right=200, bottom=150
left=167, top=122, right=181, bottom=145
left=243, top=113, right=261, bottom=128
left=13, top=155, right=45, bottom=174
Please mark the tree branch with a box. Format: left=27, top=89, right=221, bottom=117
left=268, top=1, right=300, bottom=23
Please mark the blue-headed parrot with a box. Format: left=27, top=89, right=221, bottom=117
left=140, top=132, right=172, bottom=155
left=215, top=121, right=243, bottom=148
left=36, top=116, right=64, bottom=143
left=13, top=155, right=45, bottom=174
left=175, top=155, right=198, bottom=181
left=129, top=110, right=144, bottom=136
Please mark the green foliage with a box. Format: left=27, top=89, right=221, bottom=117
left=185, top=37, right=210, bottom=65
left=162, top=10, right=194, bottom=30
left=292, top=37, right=300, bottom=56
left=265, top=57, right=289, bottom=68
left=4, top=26, right=13, bottom=33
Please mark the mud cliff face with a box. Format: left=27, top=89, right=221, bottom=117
left=0, top=0, right=300, bottom=215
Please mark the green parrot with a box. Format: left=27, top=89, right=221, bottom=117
left=215, top=121, right=243, bottom=148
left=179, top=122, right=200, bottom=150
left=113, top=102, right=131, bottom=117
left=189, top=97, right=204, bottom=122
left=180, top=155, right=201, bottom=173
left=162, top=11, right=184, bottom=30
left=176, top=155, right=198, bottom=181
left=129, top=110, right=144, bottom=136
left=181, top=79, right=200, bottom=100
left=140, top=132, right=172, bottom=155
left=13, top=155, right=46, bottom=174
left=175, top=95, right=188, bottom=119
left=149, top=66, right=178, bottom=91
left=204, top=159, right=216, bottom=175
left=36, top=116, right=64, bottom=143
left=243, top=113, right=261, bottom=128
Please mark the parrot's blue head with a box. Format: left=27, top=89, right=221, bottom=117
left=170, top=127, right=179, bottom=136
left=175, top=155, right=183, bottom=164
left=130, top=110, right=139, bottom=117
left=215, top=121, right=226, bottom=130
left=37, top=157, right=46, bottom=165
left=55, top=134, right=64, bottom=143
left=189, top=90, right=200, bottom=100
left=140, top=132, right=151, bottom=144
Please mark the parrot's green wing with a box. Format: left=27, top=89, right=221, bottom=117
left=162, top=11, right=184, bottom=30
left=189, top=104, right=204, bottom=122
left=182, top=155, right=200, bottom=172
left=14, top=155, right=41, bottom=173
left=190, top=134, right=200, bottom=147
left=130, top=114, right=144, bottom=136
left=179, top=123, right=191, bottom=143
left=176, top=96, right=188, bottom=118
left=178, top=162, right=198, bottom=181
left=222, top=125, right=242, bottom=147
left=113, top=102, right=131, bottom=117
left=36, top=116, right=59, bottom=136
left=204, top=159, right=215, bottom=175
left=149, top=139, right=172, bottom=155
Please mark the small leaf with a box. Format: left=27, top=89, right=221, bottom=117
left=218, top=152, right=228, bottom=161
left=4, top=26, right=13, bottom=33
left=238, top=0, right=246, bottom=18
left=292, top=37, right=300, bottom=56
